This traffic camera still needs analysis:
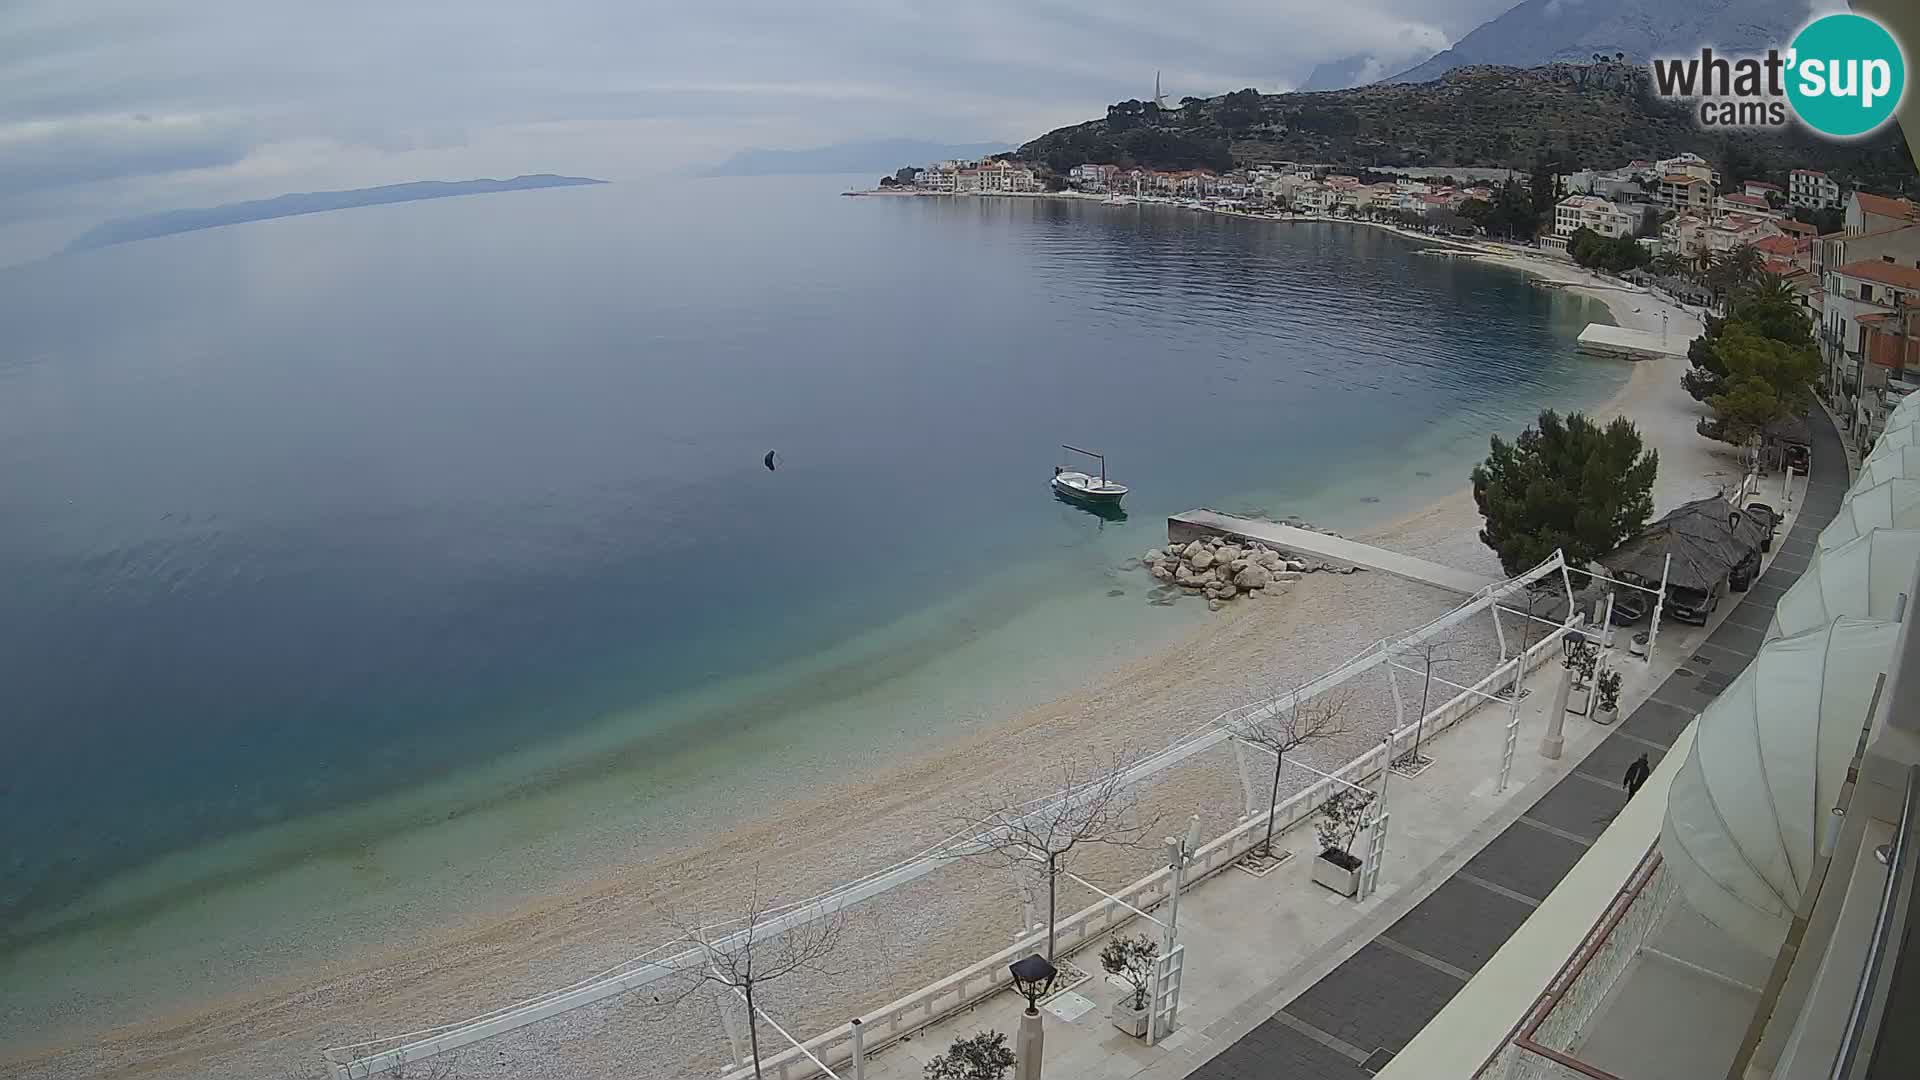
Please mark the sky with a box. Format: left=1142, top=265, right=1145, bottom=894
left=0, top=0, right=1524, bottom=260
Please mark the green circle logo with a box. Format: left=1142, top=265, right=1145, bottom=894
left=1786, top=14, right=1906, bottom=138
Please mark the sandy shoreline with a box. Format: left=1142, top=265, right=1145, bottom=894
left=2, top=227, right=1730, bottom=1080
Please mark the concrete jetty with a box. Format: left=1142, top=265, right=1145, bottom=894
left=1168, top=509, right=1498, bottom=596
left=1576, top=322, right=1685, bottom=361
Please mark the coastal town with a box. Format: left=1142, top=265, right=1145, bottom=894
left=875, top=149, right=1920, bottom=462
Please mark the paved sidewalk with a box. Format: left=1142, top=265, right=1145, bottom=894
left=1180, top=407, right=1848, bottom=1080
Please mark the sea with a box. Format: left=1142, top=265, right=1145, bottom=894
left=0, top=175, right=1623, bottom=1032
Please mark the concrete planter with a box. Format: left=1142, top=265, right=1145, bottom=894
left=1311, top=850, right=1361, bottom=897
left=1111, top=996, right=1150, bottom=1038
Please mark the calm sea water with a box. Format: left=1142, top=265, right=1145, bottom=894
left=0, top=176, right=1621, bottom=948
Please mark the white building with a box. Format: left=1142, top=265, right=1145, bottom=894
left=1791, top=168, right=1842, bottom=210
left=1547, top=195, right=1638, bottom=250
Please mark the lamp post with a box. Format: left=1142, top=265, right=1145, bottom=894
left=1543, top=629, right=1587, bottom=760
left=1009, top=954, right=1057, bottom=1080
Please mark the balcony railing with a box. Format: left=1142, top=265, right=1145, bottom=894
left=1475, top=848, right=1672, bottom=1080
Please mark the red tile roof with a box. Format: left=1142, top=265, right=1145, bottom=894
left=1792, top=169, right=1829, bottom=177
left=1745, top=181, right=1784, bottom=192
left=1856, top=193, right=1919, bottom=221
left=1720, top=193, right=1770, bottom=209
left=1662, top=174, right=1708, bottom=185
left=1753, top=235, right=1801, bottom=256
left=1778, top=219, right=1817, bottom=235
left=1836, top=259, right=1920, bottom=291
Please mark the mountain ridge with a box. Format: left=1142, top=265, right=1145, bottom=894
left=1015, top=63, right=1914, bottom=194
left=1387, top=0, right=1814, bottom=84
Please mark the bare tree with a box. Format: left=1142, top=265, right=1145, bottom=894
left=1396, top=636, right=1467, bottom=766
left=1228, top=686, right=1351, bottom=859
left=946, top=749, right=1157, bottom=962
left=660, top=876, right=850, bottom=1080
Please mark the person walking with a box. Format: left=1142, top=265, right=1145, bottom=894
left=1623, top=753, right=1652, bottom=800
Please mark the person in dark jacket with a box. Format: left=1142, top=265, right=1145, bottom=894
left=1623, top=753, right=1652, bottom=799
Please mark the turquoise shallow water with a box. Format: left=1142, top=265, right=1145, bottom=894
left=0, top=178, right=1623, bottom=988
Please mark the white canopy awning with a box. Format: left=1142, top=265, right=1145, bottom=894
left=1889, top=390, right=1920, bottom=428
left=1852, top=444, right=1920, bottom=492
left=1660, top=617, right=1899, bottom=951
left=1818, top=478, right=1920, bottom=551
left=1768, top=530, right=1920, bottom=639
left=1869, top=423, right=1920, bottom=454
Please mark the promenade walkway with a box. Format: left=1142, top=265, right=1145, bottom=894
left=1168, top=510, right=1499, bottom=596
left=1185, top=407, right=1848, bottom=1080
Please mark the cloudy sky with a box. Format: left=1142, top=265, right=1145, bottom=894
left=0, top=0, right=1520, bottom=258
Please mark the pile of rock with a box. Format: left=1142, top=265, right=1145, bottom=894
left=1141, top=537, right=1316, bottom=611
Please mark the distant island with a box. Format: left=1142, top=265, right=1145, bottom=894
left=701, top=138, right=1012, bottom=177
left=66, top=174, right=609, bottom=252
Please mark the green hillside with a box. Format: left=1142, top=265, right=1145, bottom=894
left=1016, top=63, right=1914, bottom=194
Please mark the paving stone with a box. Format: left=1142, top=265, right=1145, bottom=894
left=1384, top=877, right=1534, bottom=975
left=1708, top=619, right=1768, bottom=654
left=1525, top=776, right=1622, bottom=842
left=1579, top=732, right=1666, bottom=790
left=1189, top=1014, right=1371, bottom=1080
left=1284, top=942, right=1464, bottom=1056
left=1463, top=821, right=1588, bottom=901
left=1622, top=697, right=1694, bottom=747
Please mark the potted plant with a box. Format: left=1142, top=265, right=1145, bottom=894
left=1099, top=934, right=1159, bottom=1038
left=1311, top=788, right=1376, bottom=897
left=1594, top=669, right=1622, bottom=725
left=925, top=1030, right=1016, bottom=1080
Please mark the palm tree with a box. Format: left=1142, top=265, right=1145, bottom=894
left=1725, top=243, right=1765, bottom=285
left=1745, top=271, right=1797, bottom=308
left=1652, top=251, right=1686, bottom=278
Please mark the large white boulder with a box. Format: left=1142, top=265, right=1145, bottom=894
left=1190, top=548, right=1216, bottom=571
left=1181, top=540, right=1207, bottom=559
left=1235, top=564, right=1272, bottom=589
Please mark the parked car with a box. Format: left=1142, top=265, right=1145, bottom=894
left=1785, top=445, right=1811, bottom=473
left=1745, top=502, right=1779, bottom=552
left=1667, top=579, right=1727, bottom=625
left=1729, top=550, right=1759, bottom=592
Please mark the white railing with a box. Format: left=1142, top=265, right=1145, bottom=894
left=724, top=624, right=1576, bottom=1080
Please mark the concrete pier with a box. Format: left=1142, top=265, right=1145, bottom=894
left=1168, top=509, right=1498, bottom=596
left=1576, top=323, right=1685, bottom=361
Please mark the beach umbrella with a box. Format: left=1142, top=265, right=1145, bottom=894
left=1818, top=478, right=1920, bottom=550
left=1768, top=529, right=1920, bottom=639
left=1852, top=444, right=1920, bottom=492
left=1661, top=617, right=1899, bottom=951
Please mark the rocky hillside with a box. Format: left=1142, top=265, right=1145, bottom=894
left=1388, top=0, right=1810, bottom=83
left=1015, top=62, right=1915, bottom=193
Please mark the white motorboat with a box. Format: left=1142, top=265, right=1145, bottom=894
left=1051, top=445, right=1128, bottom=505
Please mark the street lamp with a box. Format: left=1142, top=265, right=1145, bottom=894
left=1009, top=954, right=1057, bottom=1080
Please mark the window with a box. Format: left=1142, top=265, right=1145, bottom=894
left=1863, top=284, right=1876, bottom=302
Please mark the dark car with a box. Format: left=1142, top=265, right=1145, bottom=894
left=1667, top=579, right=1726, bottom=625
left=1729, top=550, right=1759, bottom=592
left=1745, top=502, right=1780, bottom=552
left=1785, top=445, right=1811, bottom=473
